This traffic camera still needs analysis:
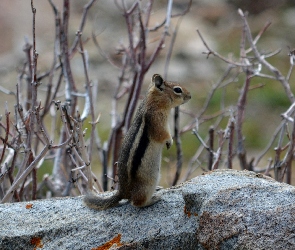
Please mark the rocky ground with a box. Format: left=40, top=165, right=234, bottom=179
left=1, top=0, right=295, bottom=184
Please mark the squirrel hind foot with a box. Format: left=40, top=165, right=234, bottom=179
left=131, top=195, right=161, bottom=208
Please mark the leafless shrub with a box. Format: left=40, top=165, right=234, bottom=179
left=0, top=0, right=192, bottom=203
left=185, top=9, right=295, bottom=184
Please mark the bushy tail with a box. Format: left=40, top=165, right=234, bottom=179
left=83, top=191, right=122, bottom=210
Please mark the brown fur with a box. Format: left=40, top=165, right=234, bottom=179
left=83, top=74, right=191, bottom=210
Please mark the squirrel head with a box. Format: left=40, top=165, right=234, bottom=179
left=148, top=74, right=191, bottom=109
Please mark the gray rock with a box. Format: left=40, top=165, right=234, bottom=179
left=1, top=169, right=295, bottom=249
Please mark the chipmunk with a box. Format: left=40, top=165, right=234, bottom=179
left=83, top=74, right=191, bottom=210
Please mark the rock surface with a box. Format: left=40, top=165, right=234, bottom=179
left=1, top=169, right=295, bottom=250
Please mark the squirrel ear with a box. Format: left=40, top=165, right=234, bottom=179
left=152, top=74, right=164, bottom=91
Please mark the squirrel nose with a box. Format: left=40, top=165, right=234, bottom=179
left=185, top=94, right=191, bottom=101
left=182, top=95, right=191, bottom=104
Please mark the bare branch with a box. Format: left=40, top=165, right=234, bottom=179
left=61, top=0, right=77, bottom=115
left=238, top=9, right=295, bottom=103
left=245, top=20, right=271, bottom=54
left=237, top=71, right=251, bottom=170
left=208, top=126, right=214, bottom=171
left=212, top=130, right=226, bottom=170
left=1, top=145, right=49, bottom=203
left=92, top=32, right=121, bottom=69
left=197, top=29, right=249, bottom=67
left=0, top=105, right=10, bottom=164
left=172, top=107, right=183, bottom=186
left=69, top=0, right=97, bottom=55
left=227, top=117, right=235, bottom=169
left=164, top=0, right=173, bottom=34
left=280, top=113, right=295, bottom=183
left=149, top=0, right=192, bottom=32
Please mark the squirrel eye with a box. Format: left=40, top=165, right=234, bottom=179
left=173, top=86, right=183, bottom=94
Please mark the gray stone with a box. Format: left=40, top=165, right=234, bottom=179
left=0, top=169, right=295, bottom=249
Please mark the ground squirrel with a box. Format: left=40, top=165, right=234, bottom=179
left=83, top=74, right=191, bottom=210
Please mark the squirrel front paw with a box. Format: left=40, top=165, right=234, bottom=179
left=166, top=138, right=173, bottom=149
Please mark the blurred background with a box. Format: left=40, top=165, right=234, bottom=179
left=1, top=0, right=295, bottom=188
